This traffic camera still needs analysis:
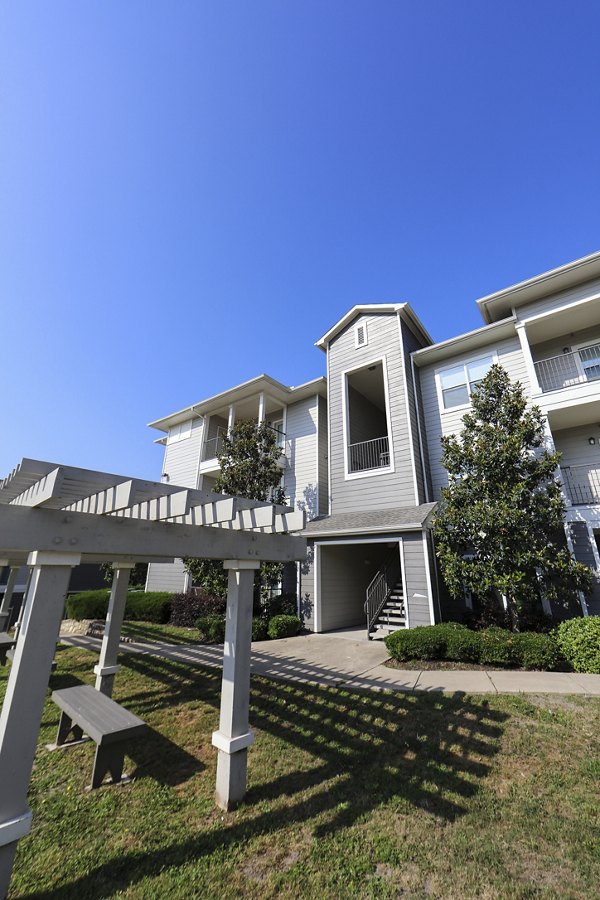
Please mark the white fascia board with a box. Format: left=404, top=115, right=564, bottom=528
left=314, top=303, right=406, bottom=350
left=476, top=250, right=600, bottom=324
left=411, top=316, right=516, bottom=367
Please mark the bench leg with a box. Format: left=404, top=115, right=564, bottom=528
left=56, top=711, right=84, bottom=747
left=90, top=744, right=125, bottom=790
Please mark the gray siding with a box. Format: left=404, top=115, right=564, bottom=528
left=553, top=425, right=600, bottom=470
left=317, top=395, right=329, bottom=516
left=518, top=276, right=600, bottom=322
left=568, top=522, right=600, bottom=616
left=402, top=532, right=434, bottom=626
left=146, top=418, right=203, bottom=593
left=283, top=396, right=320, bottom=520
left=299, top=542, right=315, bottom=629
left=328, top=312, right=418, bottom=514
left=418, top=336, right=530, bottom=500
left=530, top=324, right=600, bottom=363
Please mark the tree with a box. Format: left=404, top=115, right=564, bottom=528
left=433, top=364, right=592, bottom=630
left=183, top=419, right=287, bottom=602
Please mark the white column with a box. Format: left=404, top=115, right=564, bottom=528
left=258, top=393, right=266, bottom=424
left=94, top=562, right=134, bottom=697
left=227, top=405, right=236, bottom=433
left=0, top=551, right=80, bottom=898
left=515, top=321, right=541, bottom=394
left=212, top=559, right=260, bottom=811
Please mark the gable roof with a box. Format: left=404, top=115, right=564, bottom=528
left=314, top=303, right=433, bottom=351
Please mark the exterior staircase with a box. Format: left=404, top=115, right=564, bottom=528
left=365, top=549, right=406, bottom=639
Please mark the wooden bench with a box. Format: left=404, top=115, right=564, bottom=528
left=50, top=684, right=147, bottom=789
left=0, top=633, right=17, bottom=666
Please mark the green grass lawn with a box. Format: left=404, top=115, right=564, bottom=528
left=4, top=644, right=599, bottom=899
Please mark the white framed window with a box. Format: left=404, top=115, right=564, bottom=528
left=437, top=354, right=495, bottom=410
left=167, top=420, right=192, bottom=444
left=354, top=322, right=368, bottom=348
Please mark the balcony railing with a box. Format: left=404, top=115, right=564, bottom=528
left=201, top=425, right=287, bottom=463
left=348, top=436, right=390, bottom=473
left=534, top=343, right=600, bottom=393
left=561, top=465, right=600, bottom=505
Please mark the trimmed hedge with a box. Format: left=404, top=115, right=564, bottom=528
left=267, top=615, right=302, bottom=640
left=66, top=590, right=172, bottom=624
left=554, top=616, right=600, bottom=674
left=385, top=622, right=562, bottom=671
left=195, top=615, right=226, bottom=643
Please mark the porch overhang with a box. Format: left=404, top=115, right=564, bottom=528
left=302, top=503, right=437, bottom=539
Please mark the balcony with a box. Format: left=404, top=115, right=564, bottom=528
left=534, top=343, right=600, bottom=393
left=561, top=465, right=600, bottom=505
left=201, top=425, right=287, bottom=465
left=348, top=436, right=390, bottom=473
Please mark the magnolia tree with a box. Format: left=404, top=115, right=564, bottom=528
left=183, top=419, right=286, bottom=601
left=433, top=364, right=592, bottom=630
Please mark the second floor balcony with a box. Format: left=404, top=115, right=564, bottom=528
left=348, top=436, right=390, bottom=473
left=534, top=343, right=600, bottom=393
left=561, top=464, right=600, bottom=506
left=201, top=424, right=287, bottom=466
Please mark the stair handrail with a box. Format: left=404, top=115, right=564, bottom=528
left=364, top=549, right=401, bottom=636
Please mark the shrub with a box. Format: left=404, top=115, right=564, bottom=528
left=384, top=625, right=449, bottom=662
left=510, top=632, right=561, bottom=671
left=444, top=627, right=482, bottom=663
left=252, top=617, right=268, bottom=642
left=195, top=614, right=226, bottom=643
left=554, top=616, right=600, bottom=674
left=267, top=614, right=301, bottom=639
left=170, top=590, right=226, bottom=627
left=478, top=627, right=515, bottom=667
left=124, top=592, right=172, bottom=624
left=66, top=590, right=171, bottom=624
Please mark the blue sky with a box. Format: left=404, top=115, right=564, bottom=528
left=2, top=1, right=600, bottom=480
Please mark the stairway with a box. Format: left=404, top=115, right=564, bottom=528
left=364, top=549, right=406, bottom=639
left=369, top=580, right=406, bottom=637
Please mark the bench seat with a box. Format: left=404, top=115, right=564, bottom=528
left=51, top=684, right=147, bottom=788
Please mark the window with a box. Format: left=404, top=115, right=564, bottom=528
left=166, top=420, right=192, bottom=444
left=438, top=355, right=494, bottom=410
left=355, top=322, right=368, bottom=348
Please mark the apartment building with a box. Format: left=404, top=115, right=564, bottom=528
left=147, top=250, right=600, bottom=631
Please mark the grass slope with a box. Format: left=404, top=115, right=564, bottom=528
left=4, top=645, right=599, bottom=899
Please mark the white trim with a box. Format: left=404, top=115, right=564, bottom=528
left=399, top=538, right=409, bottom=629
left=586, top=522, right=600, bottom=573
left=314, top=394, right=320, bottom=517
left=410, top=353, right=430, bottom=503
left=519, top=290, right=600, bottom=325
left=564, top=523, right=589, bottom=616
left=341, top=355, right=395, bottom=480
left=422, top=531, right=436, bottom=625
left=397, top=313, right=420, bottom=503
left=313, top=536, right=403, bottom=547
left=515, top=321, right=541, bottom=393
left=435, top=351, right=498, bottom=414
left=326, top=347, right=332, bottom=516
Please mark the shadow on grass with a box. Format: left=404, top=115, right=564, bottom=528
left=121, top=622, right=202, bottom=646
left=24, top=649, right=509, bottom=900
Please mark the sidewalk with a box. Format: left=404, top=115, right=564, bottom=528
left=59, top=631, right=600, bottom=696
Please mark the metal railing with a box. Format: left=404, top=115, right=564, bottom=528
left=561, top=465, right=600, bottom=505
left=348, top=436, right=390, bottom=473
left=201, top=427, right=227, bottom=462
left=534, top=343, right=600, bottom=392
left=364, top=548, right=402, bottom=637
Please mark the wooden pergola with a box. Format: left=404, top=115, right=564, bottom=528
left=0, top=458, right=306, bottom=896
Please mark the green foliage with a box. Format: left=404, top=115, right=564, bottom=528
left=66, top=591, right=172, bottom=623
left=433, top=364, right=593, bottom=630
left=252, top=617, right=269, bottom=641
left=257, top=591, right=297, bottom=620
left=184, top=419, right=287, bottom=600
left=195, top=614, right=226, bottom=643
left=169, top=590, right=226, bottom=627
left=100, top=562, right=148, bottom=589
left=554, top=616, right=600, bottom=674
left=267, top=614, right=302, bottom=639
left=385, top=622, right=562, bottom=670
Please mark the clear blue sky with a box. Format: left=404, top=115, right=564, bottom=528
left=2, top=1, right=600, bottom=481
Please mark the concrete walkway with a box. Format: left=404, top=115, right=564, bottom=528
left=59, top=630, right=600, bottom=696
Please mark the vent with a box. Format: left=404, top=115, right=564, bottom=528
left=355, top=322, right=368, bottom=348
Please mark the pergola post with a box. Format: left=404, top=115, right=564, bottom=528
left=94, top=562, right=135, bottom=697
left=0, top=550, right=80, bottom=897
left=0, top=567, right=19, bottom=632
left=212, top=559, right=260, bottom=811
